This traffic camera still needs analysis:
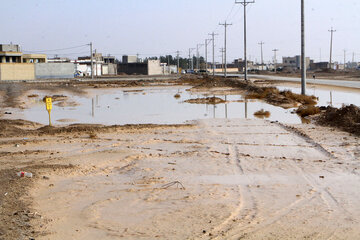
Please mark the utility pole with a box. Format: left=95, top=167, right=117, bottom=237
left=343, top=49, right=346, bottom=69
left=209, top=32, right=218, bottom=76
left=301, top=0, right=306, bottom=95
left=188, top=48, right=195, bottom=71
left=235, top=0, right=255, bottom=81
left=219, top=21, right=232, bottom=77
left=272, top=49, right=279, bottom=73
left=328, top=27, right=336, bottom=69
left=258, top=41, right=265, bottom=70
left=205, top=39, right=212, bottom=73
left=352, top=52, right=355, bottom=63
left=176, top=51, right=180, bottom=74
left=220, top=48, right=225, bottom=73
left=196, top=44, right=204, bottom=70
left=89, top=42, right=93, bottom=79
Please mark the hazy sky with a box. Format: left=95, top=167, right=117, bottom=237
left=1, top=0, right=359, bottom=64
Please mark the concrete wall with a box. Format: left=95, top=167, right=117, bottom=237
left=108, top=63, right=117, bottom=75
left=35, top=63, right=75, bottom=79
left=0, top=63, right=35, bottom=81
left=148, top=60, right=162, bottom=75
left=117, top=63, right=147, bottom=75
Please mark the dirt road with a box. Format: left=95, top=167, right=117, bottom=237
left=5, top=119, right=352, bottom=239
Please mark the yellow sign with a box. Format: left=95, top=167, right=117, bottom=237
left=45, top=97, right=52, bottom=126
left=46, top=97, right=52, bottom=112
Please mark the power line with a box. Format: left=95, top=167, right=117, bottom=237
left=23, top=44, right=89, bottom=53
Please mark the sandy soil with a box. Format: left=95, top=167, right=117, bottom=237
left=0, top=118, right=359, bottom=239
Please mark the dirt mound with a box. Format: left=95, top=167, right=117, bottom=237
left=185, top=97, right=226, bottom=105
left=316, top=104, right=360, bottom=135
left=0, top=119, right=194, bottom=137
left=254, top=109, right=271, bottom=119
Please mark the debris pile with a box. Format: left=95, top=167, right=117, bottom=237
left=317, top=104, right=360, bottom=135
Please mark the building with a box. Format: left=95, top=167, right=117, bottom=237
left=0, top=44, right=22, bottom=63
left=310, top=61, right=329, bottom=70
left=76, top=52, right=117, bottom=76
left=234, top=59, right=255, bottom=72
left=282, top=55, right=310, bottom=70
left=48, top=57, right=71, bottom=63
left=22, top=54, right=47, bottom=63
left=122, top=55, right=138, bottom=63
left=118, top=58, right=166, bottom=75
left=0, top=43, right=75, bottom=81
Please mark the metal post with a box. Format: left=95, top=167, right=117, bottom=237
left=90, top=42, right=93, bottom=79
left=235, top=0, right=255, bottom=81
left=301, top=0, right=306, bottom=95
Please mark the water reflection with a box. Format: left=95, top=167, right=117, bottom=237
left=14, top=85, right=359, bottom=126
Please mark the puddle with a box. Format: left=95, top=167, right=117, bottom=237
left=277, top=85, right=360, bottom=108
left=3, top=85, right=359, bottom=125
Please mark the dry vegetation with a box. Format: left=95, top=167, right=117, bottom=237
left=180, top=75, right=318, bottom=109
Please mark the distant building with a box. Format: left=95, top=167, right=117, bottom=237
left=122, top=55, right=138, bottom=64
left=118, top=58, right=167, bottom=75
left=48, top=57, right=71, bottom=63
left=234, top=59, right=255, bottom=72
left=0, top=44, right=22, bottom=63
left=76, top=52, right=117, bottom=76
left=310, top=61, right=329, bottom=70
left=22, top=54, right=47, bottom=63
left=282, top=55, right=310, bottom=70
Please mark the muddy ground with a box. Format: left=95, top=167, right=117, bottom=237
left=0, top=76, right=359, bottom=239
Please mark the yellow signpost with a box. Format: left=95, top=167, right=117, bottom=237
left=45, top=97, right=52, bottom=126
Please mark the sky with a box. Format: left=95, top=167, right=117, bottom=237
left=1, top=0, right=359, bottom=64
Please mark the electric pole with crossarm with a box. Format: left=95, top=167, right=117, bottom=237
left=235, top=0, right=255, bottom=81
left=209, top=32, right=218, bottom=76
left=219, top=21, right=232, bottom=77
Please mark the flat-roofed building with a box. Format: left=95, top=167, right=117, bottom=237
left=0, top=44, right=22, bottom=63
left=22, top=54, right=47, bottom=63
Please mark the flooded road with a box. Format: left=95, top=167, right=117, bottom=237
left=2, top=85, right=359, bottom=125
